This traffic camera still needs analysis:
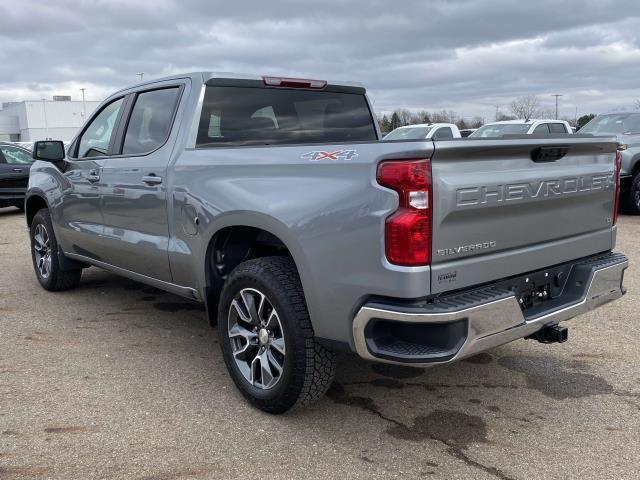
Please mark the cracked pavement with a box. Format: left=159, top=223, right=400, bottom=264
left=1, top=206, right=639, bottom=480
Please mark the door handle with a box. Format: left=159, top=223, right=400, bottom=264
left=142, top=174, right=163, bottom=185
left=87, top=170, right=100, bottom=183
left=12, top=168, right=23, bottom=173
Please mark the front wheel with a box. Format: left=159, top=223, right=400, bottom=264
left=30, top=209, right=82, bottom=291
left=218, top=256, right=336, bottom=414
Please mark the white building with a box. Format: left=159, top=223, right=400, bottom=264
left=0, top=97, right=101, bottom=142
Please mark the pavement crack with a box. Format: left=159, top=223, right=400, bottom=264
left=445, top=446, right=515, bottom=480
left=327, top=382, right=515, bottom=480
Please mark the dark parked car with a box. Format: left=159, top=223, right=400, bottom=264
left=0, top=142, right=34, bottom=210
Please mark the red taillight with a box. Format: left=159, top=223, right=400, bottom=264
left=262, top=76, right=327, bottom=89
left=377, top=159, right=432, bottom=266
left=614, top=150, right=622, bottom=225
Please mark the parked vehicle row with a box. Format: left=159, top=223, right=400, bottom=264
left=469, top=119, right=573, bottom=137
left=0, top=142, right=33, bottom=210
left=24, top=72, right=627, bottom=413
left=383, top=123, right=462, bottom=140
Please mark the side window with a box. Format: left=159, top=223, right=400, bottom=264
left=433, top=127, right=453, bottom=139
left=533, top=124, right=550, bottom=134
left=122, top=87, right=181, bottom=156
left=549, top=123, right=568, bottom=133
left=78, top=97, right=124, bottom=158
left=0, top=146, right=33, bottom=164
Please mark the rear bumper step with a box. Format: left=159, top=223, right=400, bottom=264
left=352, top=252, right=628, bottom=366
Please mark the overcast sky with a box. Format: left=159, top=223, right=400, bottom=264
left=1, top=0, right=639, bottom=120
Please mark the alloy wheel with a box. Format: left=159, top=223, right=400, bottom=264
left=227, top=288, right=286, bottom=390
left=33, top=223, right=52, bottom=279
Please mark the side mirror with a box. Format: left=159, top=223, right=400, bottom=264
left=33, top=140, right=65, bottom=162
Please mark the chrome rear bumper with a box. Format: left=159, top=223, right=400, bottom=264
left=353, top=253, right=628, bottom=366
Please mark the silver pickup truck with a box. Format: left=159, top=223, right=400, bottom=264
left=25, top=72, right=628, bottom=413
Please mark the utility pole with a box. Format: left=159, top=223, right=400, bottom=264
left=136, top=72, right=144, bottom=81
left=80, top=88, right=87, bottom=120
left=494, top=105, right=500, bottom=121
left=552, top=94, right=563, bottom=119
left=42, top=98, right=49, bottom=140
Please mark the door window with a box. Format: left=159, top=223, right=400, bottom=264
left=77, top=98, right=124, bottom=158
left=533, top=124, right=550, bottom=134
left=0, top=146, right=33, bottom=164
left=122, top=87, right=181, bottom=155
left=432, top=127, right=453, bottom=139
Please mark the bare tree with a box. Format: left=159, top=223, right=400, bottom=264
left=431, top=110, right=458, bottom=124
left=470, top=116, right=485, bottom=128
left=393, top=108, right=414, bottom=126
left=416, top=110, right=431, bottom=123
left=509, top=95, right=540, bottom=120
left=538, top=108, right=556, bottom=119
left=635, top=99, right=640, bottom=110
left=496, top=112, right=516, bottom=121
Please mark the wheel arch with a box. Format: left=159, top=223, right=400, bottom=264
left=201, top=213, right=311, bottom=326
left=25, top=192, right=50, bottom=227
left=630, top=154, right=640, bottom=176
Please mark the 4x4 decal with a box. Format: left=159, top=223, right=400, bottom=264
left=301, top=149, right=359, bottom=162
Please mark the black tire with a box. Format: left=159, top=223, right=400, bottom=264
left=622, top=172, right=640, bottom=215
left=30, top=209, right=82, bottom=291
left=218, top=256, right=336, bottom=414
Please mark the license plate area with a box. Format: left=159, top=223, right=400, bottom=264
left=505, top=264, right=572, bottom=311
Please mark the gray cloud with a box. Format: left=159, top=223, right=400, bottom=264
left=1, top=0, right=639, bottom=119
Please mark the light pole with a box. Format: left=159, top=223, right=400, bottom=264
left=136, top=72, right=144, bottom=81
left=80, top=88, right=87, bottom=120
left=552, top=94, right=563, bottom=119
left=42, top=98, right=49, bottom=140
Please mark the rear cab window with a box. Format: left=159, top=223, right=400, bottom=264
left=196, top=84, right=377, bottom=147
left=433, top=127, right=453, bottom=139
left=548, top=123, right=568, bottom=133
left=533, top=124, right=550, bottom=134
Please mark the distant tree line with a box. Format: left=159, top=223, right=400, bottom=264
left=377, top=109, right=484, bottom=133
left=378, top=95, right=600, bottom=133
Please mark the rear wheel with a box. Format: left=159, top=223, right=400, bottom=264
left=218, top=256, right=336, bottom=413
left=30, top=209, right=82, bottom=291
left=622, top=172, right=640, bottom=215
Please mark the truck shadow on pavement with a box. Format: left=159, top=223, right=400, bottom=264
left=0, top=206, right=23, bottom=217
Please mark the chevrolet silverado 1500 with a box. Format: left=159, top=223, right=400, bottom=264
left=25, top=72, right=628, bottom=413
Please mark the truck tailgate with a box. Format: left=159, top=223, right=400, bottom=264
left=430, top=136, right=618, bottom=294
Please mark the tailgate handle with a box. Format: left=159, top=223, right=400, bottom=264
left=531, top=146, right=569, bottom=163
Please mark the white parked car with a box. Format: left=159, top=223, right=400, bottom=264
left=383, top=123, right=462, bottom=140
left=469, top=119, right=573, bottom=137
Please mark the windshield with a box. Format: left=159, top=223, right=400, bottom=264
left=579, top=113, right=640, bottom=135
left=469, top=123, right=531, bottom=137
left=383, top=126, right=433, bottom=140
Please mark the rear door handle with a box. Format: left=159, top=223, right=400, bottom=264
left=12, top=168, right=23, bottom=173
left=142, top=174, right=162, bottom=185
left=87, top=170, right=100, bottom=183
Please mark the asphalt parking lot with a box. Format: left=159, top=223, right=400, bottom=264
left=1, top=207, right=639, bottom=480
